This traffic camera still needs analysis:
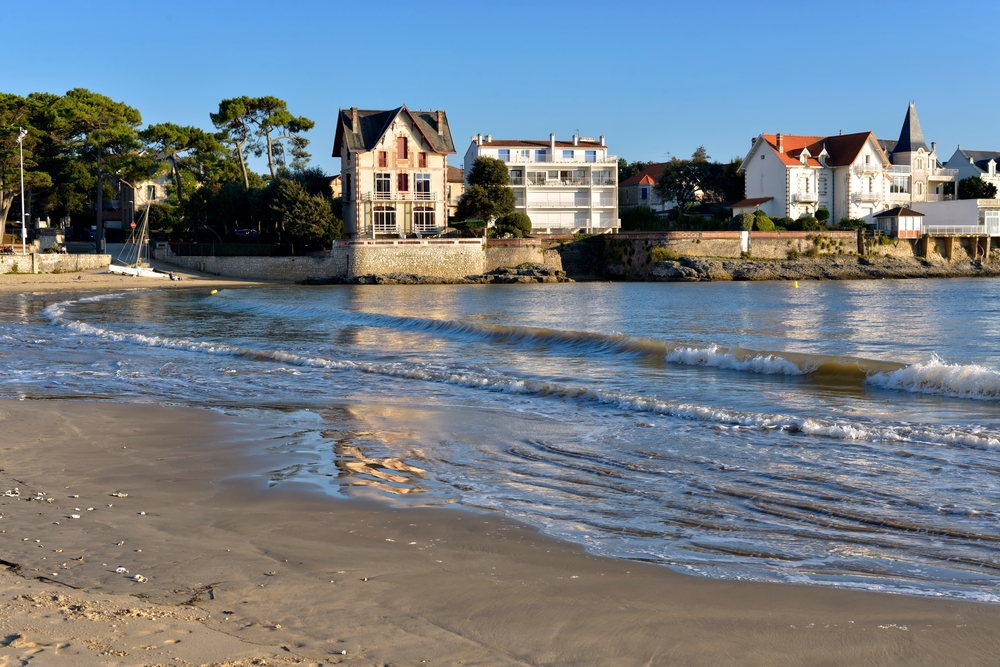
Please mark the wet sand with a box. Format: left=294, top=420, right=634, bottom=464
left=1, top=399, right=999, bottom=666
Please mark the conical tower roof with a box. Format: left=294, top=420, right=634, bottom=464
left=894, top=102, right=929, bottom=153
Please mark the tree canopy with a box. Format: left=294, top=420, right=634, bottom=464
left=456, top=157, right=515, bottom=229
left=958, top=176, right=998, bottom=200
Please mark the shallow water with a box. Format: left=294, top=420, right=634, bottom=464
left=3, top=279, right=1000, bottom=601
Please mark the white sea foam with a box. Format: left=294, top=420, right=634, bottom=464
left=666, top=345, right=805, bottom=375
left=867, top=356, right=1000, bottom=401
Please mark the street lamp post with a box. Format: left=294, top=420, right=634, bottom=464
left=16, top=127, right=27, bottom=256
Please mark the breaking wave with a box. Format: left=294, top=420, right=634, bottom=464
left=40, top=298, right=1000, bottom=450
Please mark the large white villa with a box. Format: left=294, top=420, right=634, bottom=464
left=463, top=134, right=619, bottom=234
left=736, top=104, right=958, bottom=222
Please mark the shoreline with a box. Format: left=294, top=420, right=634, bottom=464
left=2, top=399, right=1000, bottom=665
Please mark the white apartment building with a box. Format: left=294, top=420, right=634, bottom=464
left=333, top=105, right=455, bottom=238
left=463, top=134, right=619, bottom=234
left=738, top=131, right=891, bottom=222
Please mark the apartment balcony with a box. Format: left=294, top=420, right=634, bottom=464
left=928, top=168, right=958, bottom=181
left=792, top=193, right=818, bottom=204
left=856, top=163, right=882, bottom=175
left=887, top=165, right=911, bottom=175
left=500, top=154, right=618, bottom=165
left=855, top=192, right=882, bottom=203
left=363, top=191, right=440, bottom=202
left=510, top=177, right=525, bottom=186
left=527, top=176, right=591, bottom=187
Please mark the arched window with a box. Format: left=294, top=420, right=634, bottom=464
left=373, top=205, right=396, bottom=234
left=916, top=182, right=924, bottom=196
left=413, top=206, right=436, bottom=233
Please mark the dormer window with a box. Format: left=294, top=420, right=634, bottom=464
left=865, top=154, right=870, bottom=165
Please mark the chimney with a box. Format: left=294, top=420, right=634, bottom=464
left=751, top=137, right=757, bottom=146
left=573, top=134, right=579, bottom=146
left=485, top=134, right=491, bottom=142
left=931, top=141, right=936, bottom=153
left=550, top=133, right=556, bottom=154
left=477, top=133, right=483, bottom=145
left=436, top=110, right=444, bottom=135
left=776, top=133, right=784, bottom=153
left=600, top=135, right=605, bottom=146
left=351, top=106, right=359, bottom=134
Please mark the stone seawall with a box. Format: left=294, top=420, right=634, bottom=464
left=484, top=239, right=564, bottom=272
left=0, top=253, right=111, bottom=274
left=156, top=240, right=487, bottom=281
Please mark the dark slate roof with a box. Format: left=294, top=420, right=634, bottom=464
left=957, top=149, right=1000, bottom=172
left=446, top=165, right=464, bottom=183
left=332, top=106, right=456, bottom=156
left=894, top=103, right=929, bottom=154
left=875, top=206, right=924, bottom=218
left=878, top=139, right=898, bottom=154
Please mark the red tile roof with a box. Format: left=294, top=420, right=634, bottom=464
left=758, top=132, right=886, bottom=168
left=620, top=162, right=667, bottom=186
left=732, top=197, right=774, bottom=208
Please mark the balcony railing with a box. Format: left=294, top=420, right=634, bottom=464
left=856, top=163, right=882, bottom=175
left=887, top=165, right=911, bottom=175
left=371, top=220, right=398, bottom=234
left=792, top=193, right=818, bottom=204
left=510, top=177, right=524, bottom=185
left=364, top=191, right=439, bottom=202
left=855, top=192, right=882, bottom=203
left=924, top=225, right=985, bottom=236
left=928, top=168, right=958, bottom=180
left=501, top=154, right=618, bottom=165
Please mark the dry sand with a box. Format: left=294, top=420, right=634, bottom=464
left=0, top=262, right=279, bottom=294
left=2, top=274, right=1000, bottom=666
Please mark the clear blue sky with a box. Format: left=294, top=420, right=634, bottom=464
left=7, top=0, right=993, bottom=174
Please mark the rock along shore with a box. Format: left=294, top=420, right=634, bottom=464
left=301, top=264, right=572, bottom=285
left=652, top=255, right=1000, bottom=282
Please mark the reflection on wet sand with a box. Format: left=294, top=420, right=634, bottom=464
left=334, top=442, right=427, bottom=495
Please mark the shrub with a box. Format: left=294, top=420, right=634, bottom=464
left=815, top=209, right=830, bottom=222
left=787, top=249, right=799, bottom=260
left=788, top=216, right=823, bottom=231
left=754, top=215, right=775, bottom=231
left=493, top=212, right=533, bottom=238
left=837, top=217, right=868, bottom=230
left=772, top=217, right=795, bottom=229
left=651, top=246, right=679, bottom=262
left=730, top=212, right=755, bottom=231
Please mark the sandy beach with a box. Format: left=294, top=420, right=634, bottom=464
left=2, top=274, right=1000, bottom=666
left=0, top=263, right=279, bottom=294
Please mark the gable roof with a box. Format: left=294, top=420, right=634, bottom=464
left=756, top=132, right=884, bottom=168
left=620, top=162, right=667, bottom=186
left=333, top=105, right=456, bottom=156
left=894, top=103, right=929, bottom=154
left=955, top=148, right=1000, bottom=173
left=875, top=206, right=924, bottom=218
left=732, top=197, right=774, bottom=208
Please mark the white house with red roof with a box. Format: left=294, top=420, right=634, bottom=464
left=463, top=133, right=619, bottom=234
left=619, top=163, right=671, bottom=213
left=736, top=131, right=891, bottom=223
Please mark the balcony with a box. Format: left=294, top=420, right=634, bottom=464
left=887, top=165, right=911, bottom=175
left=510, top=177, right=524, bottom=186
left=792, top=193, right=818, bottom=204
left=855, top=192, right=882, bottom=203
left=928, top=168, right=958, bottom=181
left=856, top=163, right=882, bottom=175
left=364, top=191, right=439, bottom=202
left=499, top=154, right=618, bottom=165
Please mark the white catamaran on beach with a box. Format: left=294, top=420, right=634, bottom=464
left=108, top=200, right=166, bottom=278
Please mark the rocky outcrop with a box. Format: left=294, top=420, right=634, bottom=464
left=652, top=256, right=1000, bottom=282
left=300, top=264, right=572, bottom=285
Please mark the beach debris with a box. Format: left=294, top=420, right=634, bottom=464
left=117, top=541, right=125, bottom=546
left=70, top=495, right=79, bottom=499
left=274, top=624, right=281, bottom=629
left=46, top=498, right=54, bottom=503
left=265, top=571, right=276, bottom=576
left=69, top=515, right=80, bottom=519
left=138, top=512, right=145, bottom=515
left=133, top=574, right=148, bottom=583
left=115, top=567, right=129, bottom=574
left=361, top=577, right=368, bottom=582
left=55, top=549, right=62, bottom=553
left=87, top=508, right=94, bottom=511
left=4, top=488, right=19, bottom=497
left=110, top=492, right=128, bottom=498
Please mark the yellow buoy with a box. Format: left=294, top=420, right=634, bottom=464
left=210, top=289, right=218, bottom=295
left=793, top=281, right=799, bottom=288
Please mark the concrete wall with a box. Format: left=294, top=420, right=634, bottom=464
left=0, top=253, right=111, bottom=274
left=156, top=240, right=486, bottom=281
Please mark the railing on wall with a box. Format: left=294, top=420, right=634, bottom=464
left=363, top=192, right=439, bottom=202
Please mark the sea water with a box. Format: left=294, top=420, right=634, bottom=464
left=2, top=279, right=1000, bottom=602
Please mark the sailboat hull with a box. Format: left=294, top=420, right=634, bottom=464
left=108, top=264, right=167, bottom=279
